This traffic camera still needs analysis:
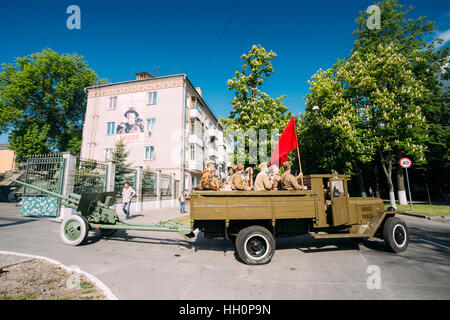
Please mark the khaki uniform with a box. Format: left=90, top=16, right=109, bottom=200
left=231, top=172, right=246, bottom=191
left=254, top=172, right=272, bottom=191
left=272, top=174, right=282, bottom=190
left=200, top=170, right=218, bottom=190
left=281, top=171, right=303, bottom=190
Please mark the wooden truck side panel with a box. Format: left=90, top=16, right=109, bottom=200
left=190, top=191, right=318, bottom=222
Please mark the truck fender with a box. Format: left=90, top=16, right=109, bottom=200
left=369, top=211, right=399, bottom=239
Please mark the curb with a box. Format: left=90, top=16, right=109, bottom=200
left=398, top=212, right=429, bottom=219
left=0, top=250, right=118, bottom=300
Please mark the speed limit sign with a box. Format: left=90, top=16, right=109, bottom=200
left=400, top=158, right=412, bottom=169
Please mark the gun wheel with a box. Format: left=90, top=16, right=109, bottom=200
left=60, top=215, right=89, bottom=246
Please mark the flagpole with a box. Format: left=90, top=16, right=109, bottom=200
left=293, top=116, right=304, bottom=187
left=297, top=146, right=304, bottom=187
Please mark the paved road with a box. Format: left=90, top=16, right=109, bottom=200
left=0, top=203, right=449, bottom=299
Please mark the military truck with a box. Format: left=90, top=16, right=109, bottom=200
left=190, top=174, right=409, bottom=265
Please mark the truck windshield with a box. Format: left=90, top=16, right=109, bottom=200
left=331, top=180, right=345, bottom=198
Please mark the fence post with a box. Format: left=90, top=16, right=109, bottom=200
left=59, top=152, right=77, bottom=221
left=105, top=161, right=116, bottom=211
left=106, top=161, right=116, bottom=192
left=135, top=166, right=143, bottom=212
left=172, top=172, right=176, bottom=206
left=156, top=170, right=161, bottom=209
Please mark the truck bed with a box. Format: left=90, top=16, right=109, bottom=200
left=190, top=190, right=319, bottom=221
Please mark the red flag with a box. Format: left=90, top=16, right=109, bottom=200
left=270, top=116, right=298, bottom=167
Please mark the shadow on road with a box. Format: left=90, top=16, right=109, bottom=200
left=85, top=229, right=195, bottom=249
left=0, top=217, right=39, bottom=228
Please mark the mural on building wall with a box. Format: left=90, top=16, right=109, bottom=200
left=116, top=107, right=145, bottom=145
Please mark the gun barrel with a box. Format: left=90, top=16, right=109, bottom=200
left=9, top=178, right=67, bottom=200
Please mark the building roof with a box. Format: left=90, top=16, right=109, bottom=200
left=85, top=73, right=222, bottom=129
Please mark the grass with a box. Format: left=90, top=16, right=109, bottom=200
left=0, top=293, right=39, bottom=300
left=79, top=281, right=94, bottom=289
left=167, top=216, right=191, bottom=226
left=384, top=203, right=450, bottom=217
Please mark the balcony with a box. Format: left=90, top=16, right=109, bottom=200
left=189, top=109, right=206, bottom=124
left=208, top=149, right=218, bottom=158
left=208, top=128, right=217, bottom=139
left=188, top=134, right=203, bottom=147
left=188, top=160, right=203, bottom=172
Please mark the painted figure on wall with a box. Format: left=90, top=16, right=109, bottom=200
left=117, top=108, right=144, bottom=134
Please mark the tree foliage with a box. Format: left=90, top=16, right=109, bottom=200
left=220, top=45, right=296, bottom=165
left=112, top=139, right=134, bottom=190
left=302, top=0, right=449, bottom=202
left=8, top=122, right=51, bottom=163
left=0, top=48, right=99, bottom=161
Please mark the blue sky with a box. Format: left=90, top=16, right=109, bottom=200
left=0, top=0, right=449, bottom=144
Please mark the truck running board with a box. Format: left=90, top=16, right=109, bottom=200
left=311, top=233, right=369, bottom=239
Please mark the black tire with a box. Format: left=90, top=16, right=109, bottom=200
left=8, top=191, right=17, bottom=203
left=235, top=226, right=275, bottom=265
left=100, top=228, right=118, bottom=237
left=383, top=217, right=409, bottom=253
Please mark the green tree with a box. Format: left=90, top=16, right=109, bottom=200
left=302, top=67, right=375, bottom=195
left=353, top=0, right=450, bottom=201
left=9, top=122, right=51, bottom=163
left=304, top=0, right=448, bottom=203
left=306, top=44, right=429, bottom=207
left=112, top=139, right=133, bottom=192
left=220, top=45, right=295, bottom=167
left=0, top=48, right=99, bottom=161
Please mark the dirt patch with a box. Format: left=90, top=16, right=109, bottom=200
left=0, top=259, right=106, bottom=300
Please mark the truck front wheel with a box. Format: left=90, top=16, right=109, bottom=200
left=236, top=226, right=275, bottom=265
left=383, top=217, right=409, bottom=253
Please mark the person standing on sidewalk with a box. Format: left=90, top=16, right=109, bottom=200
left=122, top=182, right=136, bottom=220
left=179, top=191, right=186, bottom=213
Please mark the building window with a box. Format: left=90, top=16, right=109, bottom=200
left=108, top=97, right=117, bottom=110
left=146, top=118, right=156, bottom=132
left=191, top=97, right=197, bottom=109
left=104, top=148, right=113, bottom=161
left=148, top=92, right=157, bottom=105
left=190, top=144, right=195, bottom=161
left=145, top=146, right=155, bottom=160
left=107, top=122, right=115, bottom=135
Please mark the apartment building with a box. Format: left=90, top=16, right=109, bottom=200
left=81, top=72, right=232, bottom=192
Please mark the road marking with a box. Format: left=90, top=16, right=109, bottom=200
left=419, top=239, right=450, bottom=250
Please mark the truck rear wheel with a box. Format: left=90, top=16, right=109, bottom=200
left=236, top=226, right=275, bottom=265
left=383, top=217, right=409, bottom=253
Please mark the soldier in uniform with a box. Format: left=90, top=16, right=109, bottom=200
left=231, top=164, right=251, bottom=191
left=269, top=164, right=282, bottom=190
left=221, top=168, right=234, bottom=191
left=200, top=161, right=218, bottom=190
left=254, top=163, right=273, bottom=191
left=281, top=162, right=307, bottom=190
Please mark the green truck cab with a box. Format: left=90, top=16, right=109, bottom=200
left=190, top=174, right=409, bottom=265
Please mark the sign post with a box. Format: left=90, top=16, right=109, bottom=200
left=400, top=158, right=413, bottom=212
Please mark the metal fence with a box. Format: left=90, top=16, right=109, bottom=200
left=22, top=155, right=65, bottom=196
left=73, top=158, right=108, bottom=194
left=160, top=173, right=172, bottom=199
left=20, top=154, right=66, bottom=217
left=142, top=170, right=157, bottom=199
